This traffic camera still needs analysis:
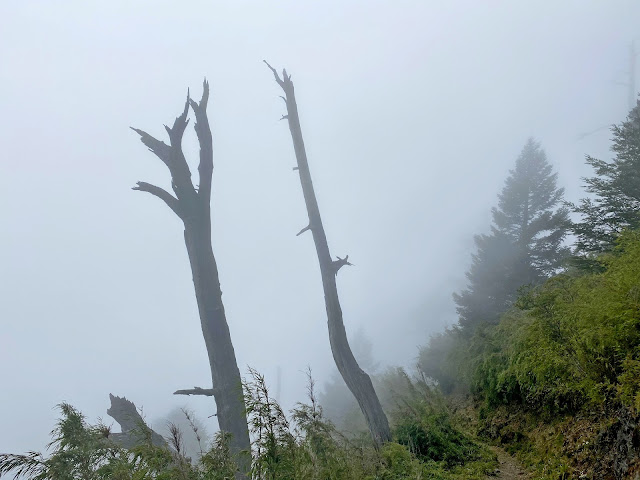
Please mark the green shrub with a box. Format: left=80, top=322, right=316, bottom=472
left=0, top=403, right=199, bottom=480
left=381, top=369, right=485, bottom=467
left=0, top=368, right=499, bottom=480
left=378, top=442, right=430, bottom=479
left=467, top=230, right=640, bottom=415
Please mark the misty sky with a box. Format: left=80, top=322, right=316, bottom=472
left=1, top=1, right=639, bottom=453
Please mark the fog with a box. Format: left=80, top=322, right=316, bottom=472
left=1, top=1, right=638, bottom=453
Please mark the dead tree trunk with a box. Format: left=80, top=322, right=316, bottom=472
left=131, top=81, right=250, bottom=474
left=106, top=394, right=166, bottom=449
left=265, top=63, right=392, bottom=447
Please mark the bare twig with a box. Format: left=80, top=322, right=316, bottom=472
left=263, top=60, right=285, bottom=88
left=296, top=224, right=312, bottom=236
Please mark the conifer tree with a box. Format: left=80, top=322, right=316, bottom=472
left=454, top=139, right=570, bottom=330
left=572, top=101, right=640, bottom=255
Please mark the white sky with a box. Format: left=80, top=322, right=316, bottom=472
left=1, top=0, right=639, bottom=453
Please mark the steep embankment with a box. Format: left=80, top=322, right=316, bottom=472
left=422, top=232, right=640, bottom=478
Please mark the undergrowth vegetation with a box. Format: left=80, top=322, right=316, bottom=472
left=476, top=231, right=640, bottom=415
left=0, top=369, right=496, bottom=480
left=419, top=230, right=640, bottom=478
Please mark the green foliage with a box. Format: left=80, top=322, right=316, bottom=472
left=377, top=440, right=496, bottom=480
left=244, top=367, right=296, bottom=479
left=384, top=369, right=481, bottom=466
left=455, top=138, right=570, bottom=331
left=572, top=100, right=640, bottom=255
left=421, top=227, right=640, bottom=477
left=463, top=231, right=640, bottom=416
left=378, top=443, right=427, bottom=479
left=1, top=369, right=498, bottom=480
left=198, top=432, right=236, bottom=480
left=0, top=403, right=198, bottom=480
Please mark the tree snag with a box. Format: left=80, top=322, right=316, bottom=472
left=106, top=394, right=166, bottom=448
left=265, top=62, right=392, bottom=447
left=131, top=81, right=250, bottom=475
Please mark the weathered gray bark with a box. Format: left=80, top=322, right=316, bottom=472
left=106, top=394, right=166, bottom=449
left=265, top=63, right=392, bottom=447
left=174, top=387, right=215, bottom=397
left=131, top=81, right=250, bottom=475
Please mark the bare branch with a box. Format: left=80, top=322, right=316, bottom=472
left=173, top=387, right=215, bottom=396
left=189, top=79, right=213, bottom=202
left=164, top=95, right=196, bottom=200
left=132, top=94, right=197, bottom=204
left=165, top=95, right=191, bottom=144
left=264, top=60, right=285, bottom=87
left=130, top=127, right=171, bottom=166
left=132, top=181, right=183, bottom=218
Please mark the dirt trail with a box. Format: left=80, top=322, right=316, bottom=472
left=488, top=446, right=531, bottom=479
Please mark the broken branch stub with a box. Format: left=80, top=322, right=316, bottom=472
left=332, top=255, right=354, bottom=275
left=106, top=394, right=165, bottom=449
left=173, top=387, right=215, bottom=396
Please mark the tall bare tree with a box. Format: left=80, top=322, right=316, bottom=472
left=265, top=63, right=391, bottom=447
left=131, top=81, right=250, bottom=474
